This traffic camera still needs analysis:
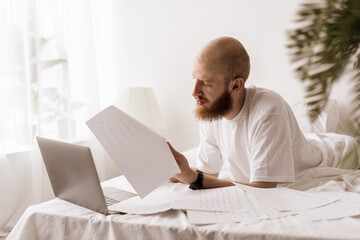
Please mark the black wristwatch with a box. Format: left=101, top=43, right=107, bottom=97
left=189, top=170, right=204, bottom=190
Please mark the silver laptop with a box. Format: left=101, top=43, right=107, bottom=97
left=36, top=136, right=137, bottom=215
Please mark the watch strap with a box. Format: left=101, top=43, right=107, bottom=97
left=189, top=170, right=204, bottom=190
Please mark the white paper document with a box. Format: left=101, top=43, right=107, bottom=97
left=238, top=185, right=339, bottom=211
left=186, top=192, right=295, bottom=224
left=109, top=189, right=176, bottom=214
left=187, top=209, right=258, bottom=225
left=296, top=192, right=360, bottom=221
left=110, top=186, right=250, bottom=214
left=86, top=105, right=180, bottom=198
left=173, top=186, right=250, bottom=211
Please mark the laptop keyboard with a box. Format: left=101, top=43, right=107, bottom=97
left=105, top=196, right=120, bottom=206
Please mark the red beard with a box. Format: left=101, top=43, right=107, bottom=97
left=194, top=89, right=232, bottom=121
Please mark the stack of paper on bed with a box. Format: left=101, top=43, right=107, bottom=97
left=108, top=183, right=360, bottom=224
left=295, top=192, right=360, bottom=221
left=109, top=186, right=249, bottom=214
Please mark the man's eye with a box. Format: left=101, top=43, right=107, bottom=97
left=193, top=78, right=211, bottom=86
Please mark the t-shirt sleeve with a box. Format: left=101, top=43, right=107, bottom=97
left=196, top=121, right=223, bottom=174
left=250, top=114, right=295, bottom=183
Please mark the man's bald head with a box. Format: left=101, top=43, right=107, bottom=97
left=194, top=37, right=250, bottom=82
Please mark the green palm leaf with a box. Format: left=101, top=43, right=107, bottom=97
left=287, top=0, right=360, bottom=138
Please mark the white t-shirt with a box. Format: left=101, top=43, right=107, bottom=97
left=196, top=86, right=356, bottom=183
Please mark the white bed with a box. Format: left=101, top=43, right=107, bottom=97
left=6, top=100, right=360, bottom=240
left=6, top=166, right=360, bottom=240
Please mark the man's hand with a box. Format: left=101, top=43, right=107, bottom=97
left=167, top=142, right=197, bottom=184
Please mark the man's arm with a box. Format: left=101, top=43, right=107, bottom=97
left=170, top=168, right=218, bottom=183
left=168, top=143, right=277, bottom=189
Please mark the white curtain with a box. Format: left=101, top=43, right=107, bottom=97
left=0, top=0, right=119, bottom=236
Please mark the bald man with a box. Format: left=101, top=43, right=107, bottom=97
left=168, top=37, right=359, bottom=189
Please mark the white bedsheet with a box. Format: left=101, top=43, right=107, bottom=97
left=7, top=167, right=360, bottom=240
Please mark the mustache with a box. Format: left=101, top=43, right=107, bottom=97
left=195, top=96, right=207, bottom=101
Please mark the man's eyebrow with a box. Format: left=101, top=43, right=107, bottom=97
left=191, top=76, right=214, bottom=83
left=201, top=79, right=214, bottom=83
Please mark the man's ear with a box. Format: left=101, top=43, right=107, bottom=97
left=230, top=77, right=244, bottom=93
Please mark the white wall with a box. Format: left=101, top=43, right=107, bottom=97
left=107, top=0, right=341, bottom=151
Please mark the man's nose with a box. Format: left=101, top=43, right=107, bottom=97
left=192, top=80, right=202, bottom=97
